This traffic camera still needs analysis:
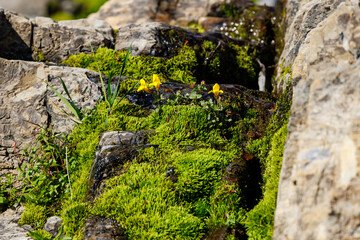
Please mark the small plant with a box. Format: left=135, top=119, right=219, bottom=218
left=27, top=226, right=72, bottom=240
left=46, top=79, right=83, bottom=124
left=0, top=173, right=21, bottom=212
left=18, top=127, right=72, bottom=206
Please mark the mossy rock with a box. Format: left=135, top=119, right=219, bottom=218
left=63, top=39, right=259, bottom=89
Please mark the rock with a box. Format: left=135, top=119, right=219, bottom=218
left=0, top=204, right=30, bottom=240
left=114, top=22, right=245, bottom=58
left=275, top=0, right=349, bottom=91
left=273, top=1, right=360, bottom=239
left=0, top=57, right=101, bottom=174
left=32, top=17, right=114, bottom=62
left=83, top=216, right=127, bottom=240
left=88, top=0, right=213, bottom=29
left=43, top=216, right=62, bottom=237
left=0, top=0, right=49, bottom=18
left=0, top=8, right=114, bottom=62
left=88, top=131, right=152, bottom=198
left=0, top=8, right=32, bottom=60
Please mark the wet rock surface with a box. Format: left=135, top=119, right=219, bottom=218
left=83, top=216, right=127, bottom=240
left=88, top=131, right=153, bottom=198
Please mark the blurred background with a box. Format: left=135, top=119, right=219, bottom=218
left=0, top=0, right=277, bottom=21
left=0, top=0, right=108, bottom=20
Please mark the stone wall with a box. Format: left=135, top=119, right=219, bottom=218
left=273, top=0, right=360, bottom=239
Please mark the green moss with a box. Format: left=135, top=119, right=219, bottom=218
left=63, top=40, right=258, bottom=88
left=277, top=60, right=293, bottom=87
left=19, top=203, right=48, bottom=230
left=37, top=52, right=45, bottom=61
left=63, top=47, right=197, bottom=85
left=92, top=162, right=205, bottom=239
left=242, top=124, right=287, bottom=239
left=148, top=105, right=226, bottom=149
left=173, top=149, right=234, bottom=202
left=188, top=22, right=205, bottom=33
left=62, top=202, right=89, bottom=237
left=207, top=183, right=243, bottom=230
left=241, top=84, right=292, bottom=239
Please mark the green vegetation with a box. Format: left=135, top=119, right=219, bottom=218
left=49, top=0, right=109, bottom=20
left=13, top=9, right=290, bottom=237
left=63, top=40, right=258, bottom=88
left=19, top=203, right=48, bottom=229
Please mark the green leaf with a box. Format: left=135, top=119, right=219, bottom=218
left=26, top=230, right=50, bottom=240
left=0, top=197, right=9, bottom=204
left=45, top=81, right=82, bottom=123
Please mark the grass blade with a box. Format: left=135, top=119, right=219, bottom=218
left=60, top=78, right=73, bottom=102
left=107, top=73, right=114, bottom=106
left=111, top=42, right=133, bottom=104
left=113, top=80, right=139, bottom=109
left=52, top=102, right=82, bottom=124
left=45, top=81, right=83, bottom=122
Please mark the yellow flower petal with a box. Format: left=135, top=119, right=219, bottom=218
left=137, top=79, right=151, bottom=93
left=209, top=83, right=223, bottom=98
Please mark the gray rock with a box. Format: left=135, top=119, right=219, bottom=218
left=274, top=1, right=360, bottom=239
left=32, top=17, right=114, bottom=62
left=0, top=8, right=32, bottom=60
left=0, top=57, right=102, bottom=174
left=88, top=0, right=213, bottom=29
left=98, top=131, right=149, bottom=148
left=88, top=131, right=151, bottom=198
left=0, top=8, right=115, bottom=63
left=0, top=204, right=30, bottom=240
left=83, top=216, right=127, bottom=240
left=44, top=216, right=62, bottom=237
left=275, top=0, right=349, bottom=91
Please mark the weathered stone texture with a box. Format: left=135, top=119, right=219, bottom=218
left=0, top=204, right=30, bottom=240
left=0, top=57, right=102, bottom=173
left=0, top=8, right=32, bottom=60
left=276, top=0, right=351, bottom=90
left=0, top=8, right=114, bottom=62
left=274, top=1, right=360, bottom=239
left=88, top=0, right=212, bottom=29
left=32, top=17, right=114, bottom=62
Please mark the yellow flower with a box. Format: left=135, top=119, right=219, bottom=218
left=137, top=79, right=151, bottom=93
left=149, top=74, right=162, bottom=91
left=208, top=83, right=223, bottom=98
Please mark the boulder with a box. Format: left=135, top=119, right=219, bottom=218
left=0, top=8, right=114, bottom=62
left=83, top=216, right=127, bottom=240
left=0, top=57, right=102, bottom=174
left=88, top=0, right=213, bottom=29
left=32, top=17, right=114, bottom=62
left=273, top=1, right=360, bottom=239
left=43, top=216, right=62, bottom=237
left=0, top=204, right=30, bottom=240
left=88, top=131, right=152, bottom=198
left=0, top=8, right=32, bottom=60
left=275, top=0, right=349, bottom=91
